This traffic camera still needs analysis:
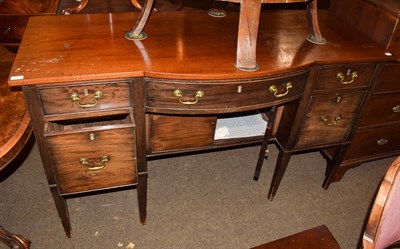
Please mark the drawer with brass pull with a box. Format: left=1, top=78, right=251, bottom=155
left=38, top=81, right=132, bottom=115
left=294, top=92, right=365, bottom=148
left=360, top=92, right=400, bottom=126
left=44, top=115, right=137, bottom=195
left=343, top=123, right=400, bottom=161
left=315, top=63, right=376, bottom=91
left=145, top=71, right=309, bottom=113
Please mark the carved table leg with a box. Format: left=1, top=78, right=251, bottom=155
left=0, top=226, right=31, bottom=249
left=125, top=0, right=155, bottom=40
left=306, top=0, right=327, bottom=44
left=61, top=0, right=90, bottom=15
left=235, top=0, right=262, bottom=71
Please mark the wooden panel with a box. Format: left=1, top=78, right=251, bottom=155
left=45, top=127, right=137, bottom=194
left=315, top=63, right=376, bottom=91
left=360, top=92, right=400, bottom=126
left=294, top=92, right=365, bottom=148
left=149, top=114, right=217, bottom=152
left=145, top=71, right=308, bottom=113
left=374, top=63, right=400, bottom=93
left=39, top=81, right=131, bottom=115
left=344, top=123, right=400, bottom=160
left=0, top=0, right=59, bottom=14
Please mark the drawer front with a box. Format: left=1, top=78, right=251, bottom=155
left=39, top=81, right=132, bottom=115
left=315, top=63, right=376, bottom=90
left=0, top=0, right=58, bottom=14
left=46, top=127, right=137, bottom=194
left=361, top=92, right=400, bottom=126
left=145, top=71, right=309, bottom=113
left=294, top=92, right=365, bottom=148
left=344, top=124, right=400, bottom=160
left=149, top=114, right=216, bottom=153
left=374, top=63, right=400, bottom=93
left=0, top=15, right=29, bottom=43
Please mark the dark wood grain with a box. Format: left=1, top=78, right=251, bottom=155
left=0, top=0, right=59, bottom=14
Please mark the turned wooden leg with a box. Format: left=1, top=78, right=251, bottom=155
left=61, top=0, right=90, bottom=15
left=0, top=226, right=31, bottom=249
left=268, top=150, right=292, bottom=200
left=306, top=0, right=327, bottom=44
left=125, top=0, right=155, bottom=40
left=235, top=0, right=262, bottom=71
left=254, top=107, right=278, bottom=181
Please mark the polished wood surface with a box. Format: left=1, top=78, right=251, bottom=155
left=0, top=47, right=31, bottom=171
left=251, top=225, right=341, bottom=249
left=8, top=10, right=389, bottom=86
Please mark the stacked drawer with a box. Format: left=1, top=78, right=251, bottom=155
left=293, top=63, right=376, bottom=149
left=0, top=0, right=58, bottom=51
left=39, top=81, right=138, bottom=195
left=342, top=62, right=400, bottom=163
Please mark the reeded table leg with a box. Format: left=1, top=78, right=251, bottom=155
left=306, top=0, right=327, bottom=44
left=235, top=0, right=262, bottom=71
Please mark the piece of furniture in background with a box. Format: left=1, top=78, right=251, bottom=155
left=0, top=0, right=59, bottom=53
left=60, top=0, right=141, bottom=14
left=252, top=156, right=400, bottom=249
left=0, top=46, right=32, bottom=249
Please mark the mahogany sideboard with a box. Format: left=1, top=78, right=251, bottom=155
left=7, top=1, right=398, bottom=237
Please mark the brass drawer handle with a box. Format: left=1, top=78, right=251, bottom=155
left=80, top=155, right=110, bottom=171
left=173, top=89, right=204, bottom=105
left=269, top=82, right=293, bottom=98
left=377, top=138, right=388, bottom=146
left=69, top=89, right=103, bottom=108
left=336, top=70, right=358, bottom=85
left=393, top=105, right=400, bottom=113
left=321, top=115, right=341, bottom=126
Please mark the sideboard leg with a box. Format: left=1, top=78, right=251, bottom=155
left=234, top=0, right=262, bottom=71
left=50, top=187, right=72, bottom=238
left=306, top=0, right=327, bottom=44
left=268, top=150, right=292, bottom=200
left=137, top=173, right=148, bottom=225
left=125, top=0, right=155, bottom=40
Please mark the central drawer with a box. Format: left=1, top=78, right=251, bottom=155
left=44, top=115, right=137, bottom=195
left=145, top=71, right=309, bottom=113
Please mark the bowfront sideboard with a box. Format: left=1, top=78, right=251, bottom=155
left=7, top=0, right=399, bottom=237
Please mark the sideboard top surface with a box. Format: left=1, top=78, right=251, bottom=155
left=8, top=10, right=390, bottom=86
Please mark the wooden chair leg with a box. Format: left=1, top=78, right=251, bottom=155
left=306, top=0, right=327, bottom=44
left=61, top=0, right=89, bottom=15
left=130, top=0, right=143, bottom=11
left=125, top=0, right=155, bottom=40
left=176, top=0, right=184, bottom=11
left=0, top=226, right=31, bottom=249
left=254, top=106, right=278, bottom=181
